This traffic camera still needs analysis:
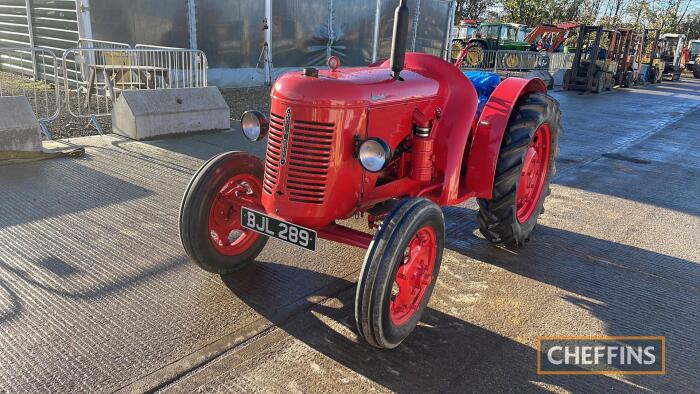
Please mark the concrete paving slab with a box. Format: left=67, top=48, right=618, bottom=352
left=0, top=79, right=699, bottom=393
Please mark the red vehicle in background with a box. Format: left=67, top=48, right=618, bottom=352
left=180, top=1, right=562, bottom=349
left=525, top=22, right=579, bottom=52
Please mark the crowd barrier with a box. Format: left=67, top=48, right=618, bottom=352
left=0, top=47, right=61, bottom=138
left=460, top=49, right=575, bottom=78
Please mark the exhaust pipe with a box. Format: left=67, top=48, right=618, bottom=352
left=390, top=0, right=409, bottom=80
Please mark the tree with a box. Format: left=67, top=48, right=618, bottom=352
left=455, top=0, right=489, bottom=21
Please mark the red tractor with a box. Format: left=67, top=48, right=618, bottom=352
left=525, top=22, right=579, bottom=52
left=180, top=0, right=562, bottom=349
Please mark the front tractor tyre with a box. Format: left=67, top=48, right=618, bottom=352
left=356, top=198, right=445, bottom=349
left=180, top=152, right=269, bottom=274
left=477, top=93, right=562, bottom=249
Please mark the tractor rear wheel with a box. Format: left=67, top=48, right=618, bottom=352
left=477, top=93, right=561, bottom=248
left=180, top=151, right=269, bottom=274
left=356, top=198, right=445, bottom=349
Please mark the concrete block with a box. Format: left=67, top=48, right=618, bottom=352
left=112, top=87, right=231, bottom=140
left=0, top=96, right=42, bottom=152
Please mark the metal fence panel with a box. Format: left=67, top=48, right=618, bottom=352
left=0, top=47, right=60, bottom=137
left=460, top=50, right=574, bottom=77
left=29, top=0, right=79, bottom=52
left=548, top=52, right=575, bottom=73
left=196, top=0, right=265, bottom=69
left=88, top=0, right=190, bottom=47
left=0, top=0, right=31, bottom=47
left=62, top=48, right=207, bottom=120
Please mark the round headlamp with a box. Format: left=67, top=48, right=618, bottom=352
left=358, top=138, right=391, bottom=173
left=241, top=110, right=269, bottom=141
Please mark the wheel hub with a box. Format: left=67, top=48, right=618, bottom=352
left=516, top=124, right=552, bottom=224
left=208, top=174, right=261, bottom=256
left=390, top=227, right=438, bottom=326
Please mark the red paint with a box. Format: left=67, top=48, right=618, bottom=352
left=390, top=226, right=437, bottom=325
left=516, top=123, right=551, bottom=223
left=208, top=173, right=262, bottom=256
left=465, top=77, right=548, bottom=199
left=317, top=223, right=373, bottom=249
left=525, top=24, right=579, bottom=52
left=411, top=135, right=434, bottom=184
left=257, top=52, right=548, bottom=247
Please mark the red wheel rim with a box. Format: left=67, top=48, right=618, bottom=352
left=208, top=174, right=261, bottom=256
left=390, top=226, right=438, bottom=326
left=516, top=123, right=552, bottom=224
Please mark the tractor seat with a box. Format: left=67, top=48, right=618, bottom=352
left=464, top=71, right=501, bottom=115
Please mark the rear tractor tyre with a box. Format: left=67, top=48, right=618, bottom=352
left=477, top=93, right=562, bottom=249
left=180, top=151, right=269, bottom=274
left=356, top=198, right=445, bottom=349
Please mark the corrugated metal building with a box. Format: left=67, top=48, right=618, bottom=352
left=1, top=0, right=455, bottom=87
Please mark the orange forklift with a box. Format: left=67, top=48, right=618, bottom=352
left=615, top=29, right=643, bottom=88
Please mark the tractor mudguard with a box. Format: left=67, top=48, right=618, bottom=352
left=464, top=77, right=548, bottom=199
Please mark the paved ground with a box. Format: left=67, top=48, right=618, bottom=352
left=0, top=79, right=699, bottom=393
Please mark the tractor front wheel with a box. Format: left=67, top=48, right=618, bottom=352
left=355, top=198, right=445, bottom=349
left=179, top=152, right=269, bottom=274
left=477, top=93, right=561, bottom=248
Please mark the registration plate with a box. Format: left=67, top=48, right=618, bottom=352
left=241, top=207, right=317, bottom=252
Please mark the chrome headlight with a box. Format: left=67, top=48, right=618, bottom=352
left=358, top=138, right=391, bottom=173
left=241, top=110, right=269, bottom=141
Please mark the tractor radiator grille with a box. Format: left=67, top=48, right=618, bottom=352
left=264, top=112, right=334, bottom=204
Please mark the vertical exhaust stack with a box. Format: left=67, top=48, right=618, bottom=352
left=390, top=0, right=410, bottom=80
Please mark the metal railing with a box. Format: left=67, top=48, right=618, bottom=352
left=62, top=48, right=208, bottom=131
left=460, top=49, right=575, bottom=77
left=547, top=53, right=575, bottom=73
left=78, top=39, right=131, bottom=50
left=0, top=47, right=61, bottom=138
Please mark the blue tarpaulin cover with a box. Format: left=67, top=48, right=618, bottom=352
left=464, top=71, right=501, bottom=114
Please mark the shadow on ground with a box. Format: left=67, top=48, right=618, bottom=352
left=0, top=159, right=153, bottom=229
left=205, top=203, right=700, bottom=391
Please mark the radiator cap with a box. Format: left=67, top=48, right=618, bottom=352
left=303, top=67, right=319, bottom=78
